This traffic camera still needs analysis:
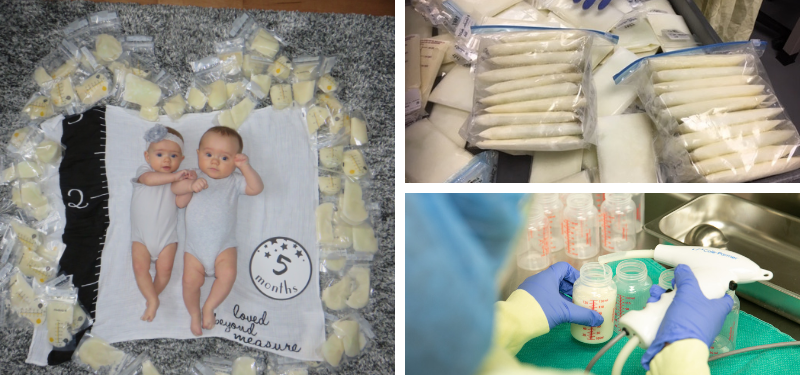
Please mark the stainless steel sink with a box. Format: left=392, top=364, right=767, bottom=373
left=645, top=194, right=800, bottom=333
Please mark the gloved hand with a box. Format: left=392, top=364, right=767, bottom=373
left=641, top=264, right=734, bottom=370
left=518, top=262, right=604, bottom=330
left=574, top=0, right=612, bottom=10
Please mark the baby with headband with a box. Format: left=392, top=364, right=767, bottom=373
left=131, top=124, right=196, bottom=322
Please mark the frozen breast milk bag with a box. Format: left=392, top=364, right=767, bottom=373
left=140, top=106, right=160, bottom=122
left=319, top=146, right=344, bottom=169
left=47, top=300, right=74, bottom=347
left=226, top=81, right=247, bottom=99
left=653, top=75, right=756, bottom=95
left=217, top=110, right=236, bottom=129
left=705, top=157, right=800, bottom=183
left=695, top=145, right=793, bottom=175
left=484, top=95, right=585, bottom=113
left=318, top=74, right=337, bottom=93
left=322, top=276, right=352, bottom=310
left=78, top=337, right=126, bottom=370
left=342, top=180, right=368, bottom=224
left=594, top=47, right=638, bottom=116
left=50, top=79, right=76, bottom=107
left=528, top=149, right=583, bottom=183
left=428, top=104, right=469, bottom=148
left=596, top=114, right=658, bottom=183
left=15, top=160, right=43, bottom=179
left=142, top=360, right=161, bottom=375
left=658, top=85, right=765, bottom=107
left=345, top=266, right=370, bottom=309
left=665, top=95, right=770, bottom=120
left=231, top=356, right=257, bottom=375
left=678, top=108, right=784, bottom=133
left=17, top=181, right=49, bottom=208
left=690, top=130, right=796, bottom=161
left=123, top=73, right=162, bottom=107
left=268, top=56, right=292, bottom=81
left=206, top=80, right=228, bottom=110
left=480, top=123, right=582, bottom=140
left=420, top=38, right=450, bottom=105
left=352, top=223, right=378, bottom=253
left=94, top=34, right=122, bottom=62
left=316, top=203, right=335, bottom=243
left=9, top=273, right=45, bottom=325
left=187, top=86, right=207, bottom=110
left=477, top=64, right=577, bottom=83
left=34, top=67, right=53, bottom=86
left=230, top=97, right=257, bottom=127
left=18, top=250, right=55, bottom=283
left=406, top=119, right=473, bottom=182
left=251, top=74, right=272, bottom=93
left=24, top=96, right=54, bottom=120
left=332, top=319, right=361, bottom=357
left=342, top=150, right=367, bottom=178
left=484, top=73, right=583, bottom=95
left=680, top=120, right=783, bottom=150
left=487, top=50, right=583, bottom=67
left=11, top=221, right=44, bottom=250
left=75, top=73, right=110, bottom=105
left=163, top=94, right=186, bottom=120
left=306, top=106, right=330, bottom=134
left=250, top=29, right=280, bottom=59
left=322, top=335, right=345, bottom=367
left=270, top=84, right=293, bottom=110
left=318, top=175, right=341, bottom=196
left=350, top=117, right=368, bottom=145
left=428, top=65, right=474, bottom=112
left=480, top=82, right=580, bottom=106
left=648, top=54, right=748, bottom=70
left=292, top=80, right=315, bottom=105
left=318, top=93, right=343, bottom=112
left=652, top=66, right=754, bottom=83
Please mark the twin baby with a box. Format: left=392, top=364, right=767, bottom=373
left=130, top=124, right=263, bottom=336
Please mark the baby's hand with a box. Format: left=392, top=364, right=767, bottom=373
left=186, top=170, right=198, bottom=180
left=191, top=178, right=208, bottom=193
left=234, top=154, right=249, bottom=168
left=174, top=170, right=193, bottom=182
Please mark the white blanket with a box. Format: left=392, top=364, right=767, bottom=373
left=33, top=106, right=324, bottom=362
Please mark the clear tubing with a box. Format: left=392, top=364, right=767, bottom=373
left=613, top=260, right=652, bottom=334
left=571, top=262, right=616, bottom=344
left=601, top=193, right=637, bottom=252
left=658, top=269, right=675, bottom=290
left=536, top=193, right=564, bottom=252
left=612, top=335, right=641, bottom=375
left=562, top=193, right=599, bottom=260
left=710, top=291, right=740, bottom=355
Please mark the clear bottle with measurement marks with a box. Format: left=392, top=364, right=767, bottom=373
left=600, top=193, right=636, bottom=252
left=518, top=207, right=552, bottom=279
left=532, top=193, right=563, bottom=252
left=571, top=262, right=616, bottom=344
left=631, top=193, right=645, bottom=233
left=562, top=194, right=599, bottom=260
left=710, top=290, right=739, bottom=355
left=612, top=260, right=652, bottom=334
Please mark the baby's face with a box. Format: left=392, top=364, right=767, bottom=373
left=145, top=140, right=184, bottom=173
left=197, top=133, right=239, bottom=179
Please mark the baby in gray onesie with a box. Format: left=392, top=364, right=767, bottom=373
left=131, top=124, right=195, bottom=322
left=171, top=126, right=264, bottom=336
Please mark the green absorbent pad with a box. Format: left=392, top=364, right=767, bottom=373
left=515, top=259, right=800, bottom=374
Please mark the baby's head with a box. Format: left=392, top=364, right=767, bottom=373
left=144, top=125, right=185, bottom=173
left=197, top=126, right=243, bottom=179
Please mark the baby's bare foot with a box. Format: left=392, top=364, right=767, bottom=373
left=202, top=307, right=216, bottom=330
left=141, top=298, right=159, bottom=322
left=190, top=312, right=203, bottom=336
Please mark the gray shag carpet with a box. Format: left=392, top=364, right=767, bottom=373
left=0, top=1, right=394, bottom=374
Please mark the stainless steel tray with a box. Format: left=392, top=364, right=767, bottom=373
left=644, top=193, right=800, bottom=324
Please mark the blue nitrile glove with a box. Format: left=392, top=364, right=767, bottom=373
left=407, top=194, right=527, bottom=375
left=641, top=264, right=734, bottom=370
left=518, top=262, right=604, bottom=330
left=574, top=0, right=613, bottom=10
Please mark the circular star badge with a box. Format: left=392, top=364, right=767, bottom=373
left=250, top=237, right=312, bottom=300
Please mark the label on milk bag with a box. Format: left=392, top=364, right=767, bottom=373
left=405, top=89, right=421, bottom=115
left=663, top=29, right=692, bottom=41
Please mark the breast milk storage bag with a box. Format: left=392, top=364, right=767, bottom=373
left=461, top=27, right=617, bottom=152
left=615, top=41, right=800, bottom=182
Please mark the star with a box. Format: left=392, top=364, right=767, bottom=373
left=281, top=243, right=288, bottom=250
left=293, top=244, right=298, bottom=248
left=295, top=250, right=303, bottom=258
left=264, top=252, right=271, bottom=258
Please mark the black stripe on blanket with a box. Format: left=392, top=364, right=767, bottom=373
left=50, top=106, right=109, bottom=365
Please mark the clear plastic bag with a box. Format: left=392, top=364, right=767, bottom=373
left=63, top=17, right=93, bottom=48
left=291, top=56, right=322, bottom=107
left=32, top=39, right=81, bottom=87
left=200, top=352, right=265, bottom=375
left=317, top=56, right=339, bottom=94
left=5, top=268, right=47, bottom=327
left=348, top=110, right=370, bottom=146
left=445, top=150, right=499, bottom=182
left=121, top=35, right=156, bottom=54
left=316, top=200, right=354, bottom=250
left=155, top=70, right=186, bottom=121
left=191, top=56, right=229, bottom=111
left=318, top=170, right=342, bottom=197
left=21, top=92, right=56, bottom=122
left=321, top=256, right=373, bottom=311
left=72, top=332, right=135, bottom=374
left=268, top=55, right=292, bottom=82
left=461, top=26, right=615, bottom=152
left=215, top=38, right=246, bottom=76
left=230, top=13, right=286, bottom=60
left=267, top=352, right=308, bottom=375
left=614, top=40, right=800, bottom=182
left=45, top=285, right=78, bottom=349
left=73, top=67, right=113, bottom=108
left=320, top=248, right=348, bottom=274
left=318, top=312, right=376, bottom=369
left=117, top=352, right=162, bottom=375
left=215, top=83, right=265, bottom=130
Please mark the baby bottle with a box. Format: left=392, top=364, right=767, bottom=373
left=562, top=194, right=599, bottom=260
left=612, top=260, right=652, bottom=334
left=533, top=193, right=564, bottom=252
left=517, top=207, right=552, bottom=283
left=570, top=262, right=617, bottom=344
left=658, top=269, right=675, bottom=290
left=600, top=193, right=637, bottom=252
left=631, top=193, right=645, bottom=233
left=710, top=290, right=740, bottom=355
